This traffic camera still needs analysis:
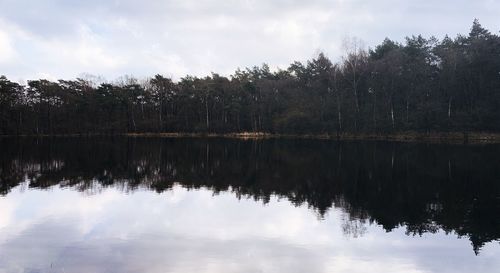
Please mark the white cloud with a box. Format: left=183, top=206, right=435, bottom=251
left=0, top=29, right=15, bottom=63
left=0, top=0, right=499, bottom=81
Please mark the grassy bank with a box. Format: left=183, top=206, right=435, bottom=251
left=2, top=131, right=500, bottom=144
left=124, top=131, right=500, bottom=144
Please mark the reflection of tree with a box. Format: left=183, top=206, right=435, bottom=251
left=341, top=212, right=368, bottom=238
left=0, top=137, right=499, bottom=253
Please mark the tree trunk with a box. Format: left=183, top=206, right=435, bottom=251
left=406, top=97, right=409, bottom=125
left=158, top=100, right=162, bottom=132
left=373, top=91, right=377, bottom=131
left=205, top=97, right=210, bottom=130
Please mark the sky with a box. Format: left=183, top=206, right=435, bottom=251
left=0, top=0, right=499, bottom=82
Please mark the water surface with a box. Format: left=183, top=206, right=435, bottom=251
left=0, top=138, right=499, bottom=273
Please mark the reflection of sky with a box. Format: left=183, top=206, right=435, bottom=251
left=0, top=185, right=498, bottom=273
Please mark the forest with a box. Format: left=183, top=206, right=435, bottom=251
left=1, top=20, right=499, bottom=136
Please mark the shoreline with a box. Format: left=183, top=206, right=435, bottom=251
left=127, top=132, right=500, bottom=144
left=2, top=131, right=500, bottom=144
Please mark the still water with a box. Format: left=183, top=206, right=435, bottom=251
left=0, top=137, right=499, bottom=273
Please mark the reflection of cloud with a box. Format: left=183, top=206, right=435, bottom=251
left=0, top=195, right=15, bottom=230
left=326, top=256, right=425, bottom=273
left=0, top=186, right=498, bottom=273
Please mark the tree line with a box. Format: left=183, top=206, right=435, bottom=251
left=1, top=20, right=499, bottom=135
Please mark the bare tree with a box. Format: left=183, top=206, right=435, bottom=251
left=342, top=37, right=368, bottom=130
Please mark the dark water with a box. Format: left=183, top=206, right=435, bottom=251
left=0, top=137, right=499, bottom=273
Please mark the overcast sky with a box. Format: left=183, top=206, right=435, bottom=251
left=0, top=0, right=499, bottom=82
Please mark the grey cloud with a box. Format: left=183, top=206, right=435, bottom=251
left=0, top=0, right=499, bottom=80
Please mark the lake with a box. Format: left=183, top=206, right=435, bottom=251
left=0, top=137, right=499, bottom=273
